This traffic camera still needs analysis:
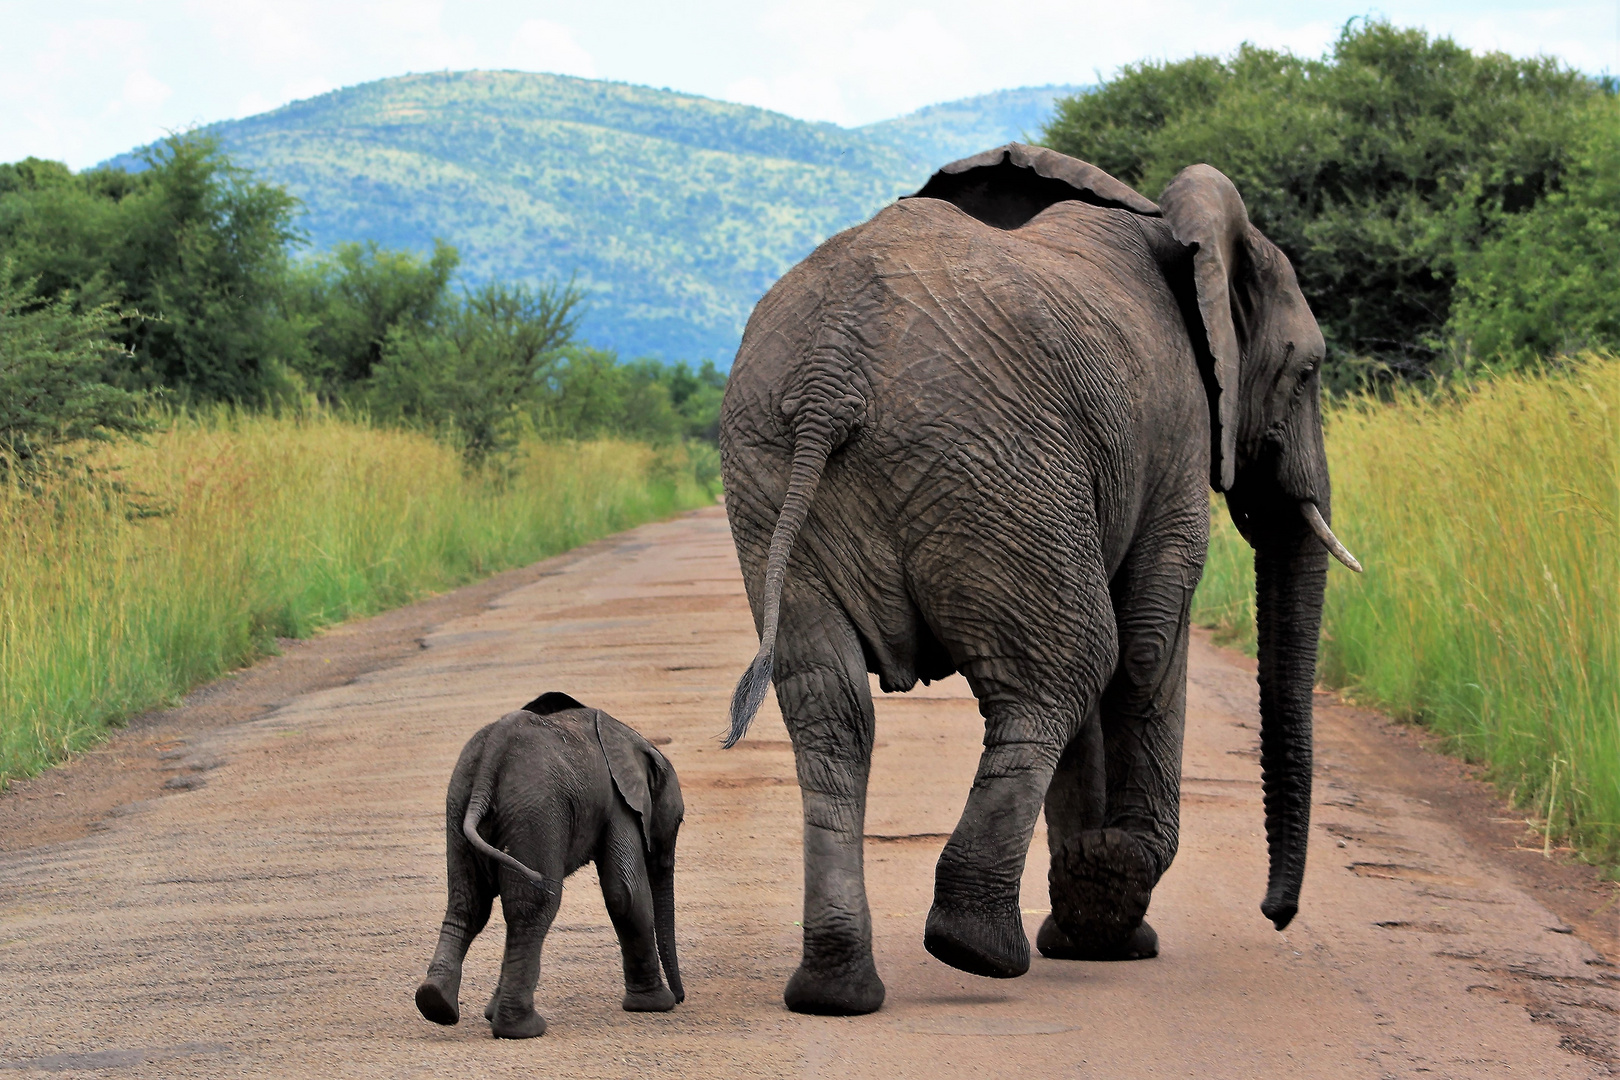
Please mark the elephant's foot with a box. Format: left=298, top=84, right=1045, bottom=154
left=483, top=991, right=497, bottom=1022
left=622, top=984, right=678, bottom=1012
left=924, top=900, right=1030, bottom=979
left=784, top=954, right=886, bottom=1015
left=414, top=973, right=461, bottom=1025
left=1048, top=827, right=1157, bottom=953
left=489, top=1005, right=547, bottom=1040
left=1037, top=914, right=1158, bottom=960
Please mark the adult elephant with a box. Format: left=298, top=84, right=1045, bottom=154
left=719, top=144, right=1361, bottom=1016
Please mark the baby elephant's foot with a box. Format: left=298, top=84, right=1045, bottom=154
left=1037, top=914, right=1158, bottom=960
left=1048, top=827, right=1157, bottom=955
left=415, top=974, right=461, bottom=1025
left=489, top=1007, right=547, bottom=1040
left=622, top=985, right=678, bottom=1012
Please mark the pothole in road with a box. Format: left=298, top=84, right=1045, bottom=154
left=1349, top=862, right=1476, bottom=886
left=1374, top=920, right=1458, bottom=934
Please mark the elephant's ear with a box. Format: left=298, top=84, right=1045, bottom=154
left=521, top=691, right=587, bottom=715
left=595, top=713, right=655, bottom=852
left=1158, top=163, right=1252, bottom=493
left=908, top=143, right=1160, bottom=230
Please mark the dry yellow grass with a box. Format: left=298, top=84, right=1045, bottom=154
left=0, top=410, right=717, bottom=783
left=1195, top=353, right=1618, bottom=867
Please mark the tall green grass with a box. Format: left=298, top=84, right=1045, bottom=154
left=0, top=410, right=718, bottom=784
left=1194, top=353, right=1618, bottom=867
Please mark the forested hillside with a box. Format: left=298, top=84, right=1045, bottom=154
left=856, top=84, right=1084, bottom=169
left=106, top=75, right=1073, bottom=364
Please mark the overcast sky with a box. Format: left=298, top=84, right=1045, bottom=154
left=3, top=1, right=1615, bottom=169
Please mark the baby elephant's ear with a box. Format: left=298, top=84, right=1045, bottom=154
left=595, top=714, right=654, bottom=852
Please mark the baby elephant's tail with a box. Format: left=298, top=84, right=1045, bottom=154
left=461, top=724, right=554, bottom=897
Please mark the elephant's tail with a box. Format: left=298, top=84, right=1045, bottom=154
left=461, top=720, right=556, bottom=897
left=725, top=331, right=868, bottom=749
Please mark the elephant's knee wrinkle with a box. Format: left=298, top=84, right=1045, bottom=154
left=1123, top=635, right=1169, bottom=684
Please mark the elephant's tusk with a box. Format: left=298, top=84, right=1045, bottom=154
left=1302, top=502, right=1363, bottom=573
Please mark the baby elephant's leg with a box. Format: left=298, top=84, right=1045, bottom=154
left=488, top=868, right=561, bottom=1039
left=599, top=816, right=675, bottom=1012
left=417, top=827, right=496, bottom=1024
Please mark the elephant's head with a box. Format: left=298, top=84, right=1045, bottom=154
left=1159, top=164, right=1361, bottom=930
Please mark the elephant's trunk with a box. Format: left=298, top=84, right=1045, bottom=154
left=1253, top=531, right=1328, bottom=930
left=651, top=859, right=683, bottom=1002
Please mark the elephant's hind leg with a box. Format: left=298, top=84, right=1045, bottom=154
left=488, top=865, right=562, bottom=1039
left=417, top=822, right=497, bottom=1024
left=1043, top=544, right=1196, bottom=961
left=775, top=578, right=884, bottom=1016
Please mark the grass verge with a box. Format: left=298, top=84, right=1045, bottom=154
left=0, top=409, right=719, bottom=785
left=1194, top=352, right=1617, bottom=870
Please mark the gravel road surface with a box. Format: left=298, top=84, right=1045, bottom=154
left=0, top=506, right=1613, bottom=1078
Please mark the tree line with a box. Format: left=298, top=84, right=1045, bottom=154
left=1044, top=19, right=1618, bottom=386
left=0, top=137, right=724, bottom=474
left=4, top=20, right=1614, bottom=476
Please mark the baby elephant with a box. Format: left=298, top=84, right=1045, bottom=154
left=415, top=692, right=684, bottom=1038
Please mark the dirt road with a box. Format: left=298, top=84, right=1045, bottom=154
left=0, top=506, right=1613, bottom=1078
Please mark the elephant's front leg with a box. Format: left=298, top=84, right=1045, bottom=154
left=775, top=580, right=883, bottom=1015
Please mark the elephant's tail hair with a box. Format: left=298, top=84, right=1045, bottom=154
left=723, top=427, right=842, bottom=749
left=460, top=722, right=555, bottom=897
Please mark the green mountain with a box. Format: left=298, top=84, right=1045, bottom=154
left=856, top=84, right=1085, bottom=170
left=109, top=72, right=1082, bottom=364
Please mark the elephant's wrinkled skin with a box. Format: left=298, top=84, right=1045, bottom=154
left=720, top=145, right=1357, bottom=1015
left=415, top=693, right=684, bottom=1038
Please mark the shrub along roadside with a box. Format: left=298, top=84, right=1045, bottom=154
left=0, top=410, right=719, bottom=785
left=0, top=267, right=149, bottom=478
left=1193, top=353, right=1618, bottom=869
left=1043, top=21, right=1615, bottom=384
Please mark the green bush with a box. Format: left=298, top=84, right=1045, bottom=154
left=540, top=349, right=725, bottom=443
left=365, top=279, right=583, bottom=463
left=282, top=239, right=460, bottom=392
left=1043, top=20, right=1609, bottom=382
left=1448, top=96, right=1620, bottom=365
left=0, top=267, right=148, bottom=477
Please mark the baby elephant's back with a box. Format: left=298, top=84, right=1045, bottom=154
left=490, top=711, right=616, bottom=872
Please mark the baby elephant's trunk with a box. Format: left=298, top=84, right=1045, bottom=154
left=651, top=858, right=683, bottom=1002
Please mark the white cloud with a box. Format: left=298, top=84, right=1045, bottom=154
left=117, top=70, right=173, bottom=113
left=507, top=19, right=597, bottom=77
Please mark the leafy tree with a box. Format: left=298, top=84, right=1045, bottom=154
left=661, top=359, right=727, bottom=441
left=366, top=279, right=584, bottom=463
left=1044, top=20, right=1607, bottom=381
left=1448, top=95, right=1620, bottom=365
left=0, top=267, right=148, bottom=478
left=283, top=239, right=459, bottom=393
left=540, top=348, right=681, bottom=442
left=0, top=134, right=303, bottom=401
